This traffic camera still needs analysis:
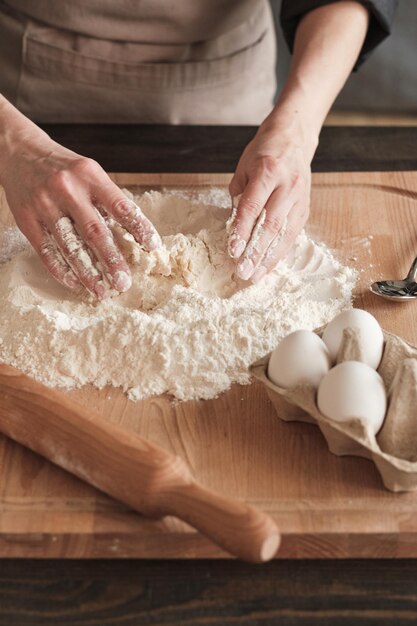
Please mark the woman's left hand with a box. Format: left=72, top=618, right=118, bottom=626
left=227, top=119, right=314, bottom=283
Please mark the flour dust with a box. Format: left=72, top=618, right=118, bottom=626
left=0, top=188, right=357, bottom=401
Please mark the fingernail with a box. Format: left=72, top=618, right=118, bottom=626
left=147, top=232, right=162, bottom=251
left=236, top=257, right=254, bottom=280
left=234, top=239, right=247, bottom=259
left=63, top=271, right=81, bottom=289
left=251, top=267, right=267, bottom=284
left=229, top=237, right=246, bottom=259
left=113, top=270, right=132, bottom=292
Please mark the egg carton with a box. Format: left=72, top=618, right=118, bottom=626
left=250, top=327, right=417, bottom=492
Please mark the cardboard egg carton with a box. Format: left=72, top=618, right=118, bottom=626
left=250, top=327, right=417, bottom=492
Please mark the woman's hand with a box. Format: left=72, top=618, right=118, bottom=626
left=0, top=113, right=160, bottom=299
left=227, top=0, right=370, bottom=285
left=1, top=142, right=161, bottom=299
left=227, top=118, right=314, bottom=284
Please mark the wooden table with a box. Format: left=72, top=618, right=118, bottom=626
left=1, top=126, right=417, bottom=624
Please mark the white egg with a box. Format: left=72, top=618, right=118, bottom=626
left=322, top=309, right=384, bottom=369
left=267, top=330, right=331, bottom=389
left=317, top=361, right=387, bottom=434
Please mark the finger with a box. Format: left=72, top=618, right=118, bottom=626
left=17, top=216, right=81, bottom=291
left=40, top=177, right=130, bottom=295
left=234, top=208, right=266, bottom=280
left=33, top=188, right=110, bottom=299
left=235, top=187, right=295, bottom=281
left=225, top=192, right=242, bottom=236
left=227, top=172, right=246, bottom=227
left=227, top=175, right=276, bottom=259
left=69, top=205, right=132, bottom=293
left=52, top=214, right=108, bottom=299
left=229, top=171, right=246, bottom=200
left=93, top=182, right=162, bottom=252
left=251, top=201, right=309, bottom=283
left=33, top=193, right=106, bottom=298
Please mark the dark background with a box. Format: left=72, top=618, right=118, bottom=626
left=272, top=0, right=417, bottom=116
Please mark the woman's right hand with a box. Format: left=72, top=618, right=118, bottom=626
left=0, top=105, right=161, bottom=299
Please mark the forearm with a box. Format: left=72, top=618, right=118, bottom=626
left=228, top=2, right=370, bottom=281
left=264, top=1, right=369, bottom=158
left=0, top=95, right=52, bottom=181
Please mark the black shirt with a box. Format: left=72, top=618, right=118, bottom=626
left=280, top=0, right=398, bottom=68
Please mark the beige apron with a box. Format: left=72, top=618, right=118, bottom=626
left=0, top=0, right=276, bottom=125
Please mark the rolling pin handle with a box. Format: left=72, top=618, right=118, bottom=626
left=158, top=481, right=281, bottom=562
left=0, top=363, right=280, bottom=562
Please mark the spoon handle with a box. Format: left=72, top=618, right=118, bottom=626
left=406, top=256, right=417, bottom=282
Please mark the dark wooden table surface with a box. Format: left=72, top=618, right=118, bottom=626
left=40, top=124, right=417, bottom=173
left=3, top=125, right=417, bottom=626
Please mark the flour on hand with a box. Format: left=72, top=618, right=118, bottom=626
left=0, top=188, right=357, bottom=401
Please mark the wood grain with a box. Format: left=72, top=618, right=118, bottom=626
left=0, top=171, right=417, bottom=559
left=0, top=364, right=280, bottom=562
left=38, top=124, right=417, bottom=172
left=2, top=558, right=417, bottom=625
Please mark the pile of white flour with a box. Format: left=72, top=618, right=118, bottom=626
left=0, top=188, right=357, bottom=401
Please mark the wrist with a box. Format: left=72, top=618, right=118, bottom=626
left=0, top=97, right=53, bottom=181
left=259, top=102, right=319, bottom=164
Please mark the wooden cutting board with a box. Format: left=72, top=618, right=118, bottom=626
left=0, top=171, right=416, bottom=559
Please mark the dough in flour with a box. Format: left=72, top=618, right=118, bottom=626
left=0, top=187, right=357, bottom=401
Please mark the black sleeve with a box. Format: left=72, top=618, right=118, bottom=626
left=279, top=0, right=398, bottom=69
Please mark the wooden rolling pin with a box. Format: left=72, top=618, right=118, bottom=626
left=0, top=364, right=280, bottom=562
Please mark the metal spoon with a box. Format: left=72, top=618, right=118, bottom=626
left=370, top=256, right=417, bottom=301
